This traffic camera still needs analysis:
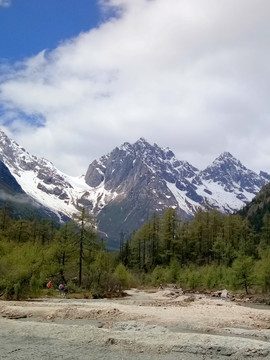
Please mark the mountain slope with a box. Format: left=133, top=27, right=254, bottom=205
left=0, top=129, right=269, bottom=247
left=0, top=129, right=86, bottom=221
left=196, top=151, right=268, bottom=213
left=238, top=182, right=270, bottom=231
left=84, top=139, right=200, bottom=244
left=85, top=139, right=269, bottom=245
left=0, top=129, right=121, bottom=224
left=0, top=160, right=60, bottom=220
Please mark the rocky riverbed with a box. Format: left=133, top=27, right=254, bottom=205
left=1, top=288, right=270, bottom=359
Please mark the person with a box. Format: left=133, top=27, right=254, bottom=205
left=47, top=281, right=51, bottom=289
left=59, top=284, right=68, bottom=298
left=63, top=285, right=68, bottom=298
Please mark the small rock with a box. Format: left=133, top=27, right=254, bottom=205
left=106, top=338, right=117, bottom=345
left=221, top=289, right=228, bottom=298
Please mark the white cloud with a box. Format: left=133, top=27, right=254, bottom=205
left=1, top=0, right=270, bottom=175
left=0, top=0, right=10, bottom=7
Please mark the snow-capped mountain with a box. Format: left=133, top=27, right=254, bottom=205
left=0, top=129, right=126, bottom=225
left=198, top=152, right=268, bottom=213
left=0, top=130, right=269, bottom=246
left=85, top=138, right=270, bottom=243
left=85, top=139, right=269, bottom=217
left=0, top=129, right=79, bottom=221
left=0, top=159, right=61, bottom=220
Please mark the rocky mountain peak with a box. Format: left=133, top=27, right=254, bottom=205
left=207, top=151, right=242, bottom=169
left=1, top=129, right=270, bottom=247
left=0, top=129, right=78, bottom=219
left=135, top=137, right=148, bottom=146
left=202, top=151, right=249, bottom=182
left=199, top=151, right=268, bottom=205
left=260, top=171, right=270, bottom=181
left=216, top=151, right=235, bottom=160
left=85, top=139, right=199, bottom=191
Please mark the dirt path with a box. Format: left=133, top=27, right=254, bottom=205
left=1, top=288, right=270, bottom=359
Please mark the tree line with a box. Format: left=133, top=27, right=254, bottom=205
left=1, top=204, right=270, bottom=300
left=119, top=208, right=270, bottom=294
left=0, top=206, right=131, bottom=300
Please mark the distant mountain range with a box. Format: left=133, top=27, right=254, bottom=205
left=0, top=129, right=269, bottom=248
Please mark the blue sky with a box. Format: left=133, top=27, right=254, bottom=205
left=0, top=0, right=270, bottom=176
left=0, top=0, right=101, bottom=61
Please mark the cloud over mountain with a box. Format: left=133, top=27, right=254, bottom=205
left=0, top=0, right=270, bottom=176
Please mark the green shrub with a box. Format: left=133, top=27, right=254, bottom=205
left=231, top=256, right=255, bottom=294
left=151, top=265, right=168, bottom=286
left=30, top=275, right=42, bottom=297
left=254, top=249, right=270, bottom=293
left=200, top=265, right=229, bottom=290
left=177, top=266, right=202, bottom=289
left=114, top=263, right=131, bottom=289
left=14, top=282, right=22, bottom=300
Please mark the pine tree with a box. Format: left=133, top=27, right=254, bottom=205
left=74, top=208, right=98, bottom=287
left=160, top=208, right=179, bottom=265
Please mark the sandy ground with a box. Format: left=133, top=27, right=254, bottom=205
left=1, top=288, right=270, bottom=359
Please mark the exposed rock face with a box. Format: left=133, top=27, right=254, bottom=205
left=0, top=129, right=269, bottom=247
left=0, top=129, right=77, bottom=220
left=200, top=152, right=267, bottom=195
left=85, top=139, right=269, bottom=244
left=85, top=139, right=197, bottom=244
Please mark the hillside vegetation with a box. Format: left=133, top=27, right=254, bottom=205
left=1, top=196, right=270, bottom=300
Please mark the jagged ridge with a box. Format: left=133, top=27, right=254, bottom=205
left=0, top=130, right=269, bottom=246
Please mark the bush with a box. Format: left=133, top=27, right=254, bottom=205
left=14, top=282, right=22, bottom=300
left=151, top=265, right=168, bottom=286
left=231, top=256, right=255, bottom=294
left=3, top=281, right=15, bottom=300
left=4, top=280, right=27, bottom=300
left=255, top=248, right=270, bottom=293
left=177, top=266, right=202, bottom=290
left=114, top=263, right=131, bottom=289
left=30, top=275, right=42, bottom=298
left=168, top=258, right=181, bottom=283
left=201, top=265, right=229, bottom=290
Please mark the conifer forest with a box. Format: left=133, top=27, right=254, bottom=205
left=1, top=204, right=270, bottom=300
